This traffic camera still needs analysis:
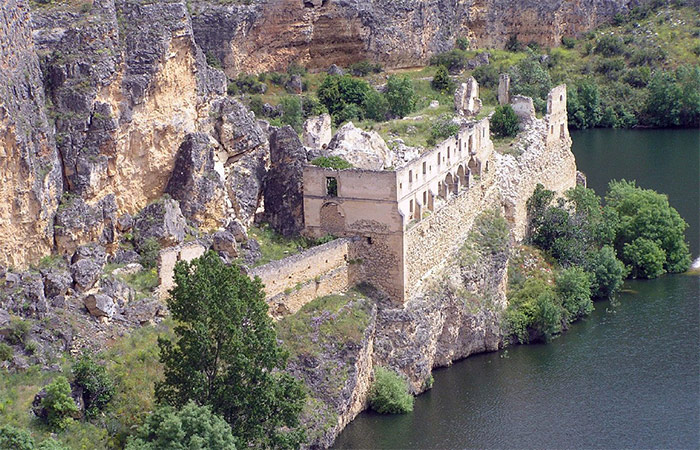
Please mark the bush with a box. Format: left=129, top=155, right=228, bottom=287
left=429, top=49, right=467, bottom=73
left=555, top=267, right=593, bottom=321
left=205, top=51, right=222, bottom=69
left=369, top=367, right=414, bottom=414
left=456, top=36, right=470, bottom=50
left=138, top=238, right=161, bottom=270
left=428, top=114, right=459, bottom=146
left=508, top=51, right=552, bottom=112
left=348, top=60, right=382, bottom=77
left=41, top=376, right=79, bottom=431
left=385, top=75, right=417, bottom=119
left=431, top=65, right=453, bottom=93
left=0, top=342, right=13, bottom=361
left=561, top=36, right=576, bottom=49
left=362, top=90, right=389, bottom=121
left=310, top=156, right=353, bottom=169
left=280, top=96, right=304, bottom=131
left=472, top=64, right=500, bottom=89
left=491, top=104, right=519, bottom=137
left=72, top=354, right=115, bottom=417
left=125, top=401, right=237, bottom=450
left=6, top=317, right=31, bottom=346
left=623, top=238, right=666, bottom=279
left=0, top=424, right=35, bottom=450
left=594, top=35, right=625, bottom=57
left=585, top=245, right=627, bottom=298
left=335, top=103, right=363, bottom=124
left=505, top=34, right=523, bottom=52
left=469, top=209, right=510, bottom=255
left=506, top=278, right=563, bottom=343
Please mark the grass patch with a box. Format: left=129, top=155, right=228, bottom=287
left=248, top=224, right=334, bottom=267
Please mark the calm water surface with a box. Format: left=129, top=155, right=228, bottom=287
left=333, top=129, right=700, bottom=449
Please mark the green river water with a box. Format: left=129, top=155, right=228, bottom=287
left=333, top=128, right=700, bottom=449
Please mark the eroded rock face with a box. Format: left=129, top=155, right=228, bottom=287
left=326, top=122, right=393, bottom=170
left=133, top=199, right=186, bottom=250
left=54, top=195, right=117, bottom=257
left=263, top=126, right=306, bottom=236
left=211, top=97, right=266, bottom=157
left=165, top=133, right=226, bottom=229
left=0, top=0, right=62, bottom=269
left=188, top=0, right=639, bottom=74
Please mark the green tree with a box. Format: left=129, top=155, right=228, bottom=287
left=509, top=50, right=552, bottom=112
left=555, top=267, right=593, bottom=321
left=71, top=353, right=115, bottom=418
left=0, top=425, right=35, bottom=450
left=369, top=367, right=414, bottom=414
left=155, top=251, right=306, bottom=449
left=567, top=80, right=602, bottom=129
left=42, top=376, right=79, bottom=431
left=623, top=238, right=666, bottom=279
left=585, top=245, right=627, bottom=298
left=431, top=66, right=453, bottom=93
left=644, top=71, right=682, bottom=127
left=363, top=89, right=389, bottom=121
left=280, top=96, right=304, bottom=132
left=385, top=75, right=417, bottom=118
left=125, top=401, right=237, bottom=450
left=491, top=104, right=520, bottom=137
left=606, top=180, right=691, bottom=274
left=676, top=65, right=700, bottom=127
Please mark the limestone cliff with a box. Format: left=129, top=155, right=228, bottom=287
left=189, top=0, right=647, bottom=74
left=0, top=0, right=62, bottom=269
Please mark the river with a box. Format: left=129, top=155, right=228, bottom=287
left=333, top=128, right=700, bottom=449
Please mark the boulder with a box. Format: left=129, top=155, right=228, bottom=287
left=263, top=126, right=307, bottom=236
left=429, top=100, right=440, bottom=109
left=99, top=277, right=135, bottom=307
left=165, top=133, right=226, bottom=228
left=303, top=114, right=332, bottom=150
left=111, top=263, right=144, bottom=277
left=42, top=268, right=72, bottom=299
left=285, top=74, right=303, bottom=94
left=226, top=219, right=248, bottom=243
left=326, top=122, right=393, bottom=170
left=327, top=64, right=345, bottom=76
left=110, top=249, right=140, bottom=265
left=213, top=231, right=238, bottom=258
left=225, top=145, right=267, bottom=226
left=133, top=199, right=186, bottom=250
left=84, top=293, right=116, bottom=319
left=116, top=213, right=133, bottom=232
left=54, top=195, right=117, bottom=257
left=124, top=298, right=165, bottom=325
left=71, top=244, right=107, bottom=265
left=71, top=259, right=102, bottom=292
left=0, top=272, right=47, bottom=318
left=454, top=77, right=482, bottom=117
left=240, top=238, right=262, bottom=267
left=211, top=98, right=266, bottom=157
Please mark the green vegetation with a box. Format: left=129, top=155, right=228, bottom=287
left=490, top=104, right=519, bottom=137
left=0, top=425, right=67, bottom=450
left=155, top=251, right=306, bottom=449
left=427, top=114, right=459, bottom=146
left=247, top=223, right=334, bottom=266
left=138, top=238, right=161, bottom=269
left=368, top=367, right=414, bottom=414
left=0, top=343, right=13, bottom=362
left=125, top=401, right=237, bottom=450
left=310, top=156, right=353, bottom=169
left=71, top=354, right=115, bottom=418
left=41, top=377, right=78, bottom=431
left=431, top=65, right=454, bottom=93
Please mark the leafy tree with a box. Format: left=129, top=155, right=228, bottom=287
left=676, top=65, right=700, bottom=127
left=472, top=64, right=500, bottom=89
left=506, top=278, right=563, bottom=343
left=42, top=376, right=79, bottom=431
left=509, top=50, right=551, bottom=111
left=0, top=425, right=35, bottom=450
left=155, top=251, right=306, bottom=449
left=280, top=96, right=304, bottom=132
left=125, top=401, right=237, bottom=450
left=555, top=267, right=593, bottom=321
left=71, top=353, right=115, bottom=417
left=335, top=103, right=363, bottom=124
left=317, top=75, right=374, bottom=124
left=369, top=367, right=414, bottom=414
left=491, top=104, right=519, bottom=137
left=567, top=80, right=602, bottom=129
left=431, top=66, right=453, bottom=93
left=385, top=75, right=417, bottom=118
left=362, top=89, right=389, bottom=121
left=606, top=180, right=691, bottom=274
left=644, top=71, right=682, bottom=127
left=585, top=245, right=627, bottom=298
left=623, top=238, right=666, bottom=279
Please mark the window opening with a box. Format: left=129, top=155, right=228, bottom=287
left=326, top=177, right=338, bottom=197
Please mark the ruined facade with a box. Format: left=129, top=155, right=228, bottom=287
left=303, top=86, right=573, bottom=305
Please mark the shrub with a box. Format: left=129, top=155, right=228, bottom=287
left=0, top=342, right=13, bottom=361
left=384, top=75, right=417, bottom=119
left=205, top=51, right=222, bottom=69
left=41, top=376, right=79, bottom=431
left=555, top=267, right=593, bottom=321
left=594, top=35, right=625, bottom=57
left=72, top=354, right=115, bottom=417
left=505, top=34, right=523, bottom=52
left=311, top=156, right=353, bottom=169
left=301, top=96, right=327, bottom=118
left=429, top=49, right=467, bottom=73
left=431, top=65, right=453, bottom=93
left=585, top=245, right=627, bottom=298
left=369, top=367, right=414, bottom=414
left=491, top=104, right=519, bottom=137
left=348, top=60, right=382, bottom=76
left=138, top=238, right=161, bottom=270
left=287, top=62, right=307, bottom=76
left=508, top=51, right=551, bottom=112
left=456, top=36, right=470, bottom=50
left=0, top=425, right=35, bottom=450
left=335, top=103, right=363, bottom=124
left=472, top=64, right=500, bottom=89
left=470, top=209, right=510, bottom=256
left=362, top=90, right=389, bottom=121
left=428, top=114, right=459, bottom=146
left=280, top=96, right=304, bottom=131
left=6, top=317, right=31, bottom=346
left=507, top=278, right=563, bottom=343
left=125, top=401, right=237, bottom=450
left=561, top=36, right=576, bottom=49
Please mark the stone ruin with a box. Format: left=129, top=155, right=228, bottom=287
left=454, top=77, right=482, bottom=117
left=498, top=73, right=510, bottom=105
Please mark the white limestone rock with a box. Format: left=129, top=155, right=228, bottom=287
left=326, top=122, right=393, bottom=170
left=303, top=114, right=332, bottom=150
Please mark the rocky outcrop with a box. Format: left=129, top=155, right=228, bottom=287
left=54, top=194, right=117, bottom=257
left=263, top=126, right=306, bottom=236
left=165, top=133, right=226, bottom=229
left=303, top=114, right=332, bottom=150
left=188, top=0, right=644, bottom=74
left=0, top=0, right=62, bottom=269
left=132, top=198, right=186, bottom=250
left=326, top=122, right=393, bottom=170
left=455, top=77, right=482, bottom=117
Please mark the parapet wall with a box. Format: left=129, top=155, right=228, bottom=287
left=250, top=237, right=359, bottom=318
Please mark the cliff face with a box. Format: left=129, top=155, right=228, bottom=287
left=0, top=0, right=62, bottom=268
left=189, top=0, right=644, bottom=74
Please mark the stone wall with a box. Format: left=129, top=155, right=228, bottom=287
left=250, top=238, right=359, bottom=318
left=157, top=242, right=207, bottom=300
